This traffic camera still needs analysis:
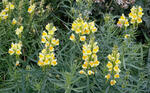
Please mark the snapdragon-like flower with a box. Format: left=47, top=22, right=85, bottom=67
left=70, top=18, right=99, bottom=76
left=28, top=4, right=36, bottom=14
left=15, top=26, right=24, bottom=36
left=105, top=46, right=121, bottom=86
left=12, top=18, right=17, bottom=25
left=0, top=2, right=14, bottom=20
left=38, top=23, right=59, bottom=67
left=117, top=14, right=129, bottom=28
left=129, top=6, right=144, bottom=24
left=79, top=39, right=100, bottom=75
left=70, top=17, right=97, bottom=42
left=8, top=41, right=22, bottom=56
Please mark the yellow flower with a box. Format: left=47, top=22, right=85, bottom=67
left=88, top=70, right=94, bottom=75
left=114, top=65, right=120, bottom=73
left=16, top=49, right=21, bottom=55
left=12, top=18, right=17, bottom=25
left=41, top=37, right=46, bottom=43
left=110, top=80, right=116, bottom=86
left=75, top=28, right=81, bottom=34
left=117, top=20, right=122, bottom=27
left=130, top=19, right=135, bottom=24
left=79, top=70, right=85, bottom=74
left=124, top=20, right=129, bottom=27
left=138, top=12, right=144, bottom=17
left=70, top=33, right=75, bottom=41
left=124, top=34, right=130, bottom=39
left=42, top=31, right=47, bottom=37
left=129, top=12, right=133, bottom=18
left=51, top=60, right=57, bottom=66
left=38, top=61, right=44, bottom=66
left=120, top=14, right=125, bottom=21
left=115, top=59, right=121, bottom=64
left=89, top=61, right=94, bottom=67
left=93, top=46, right=99, bottom=53
left=39, top=53, right=44, bottom=60
left=105, top=74, right=111, bottom=80
left=91, top=27, right=97, bottom=33
left=15, top=26, right=24, bottom=36
left=82, top=63, right=88, bottom=69
left=132, top=14, right=137, bottom=19
left=80, top=36, right=86, bottom=41
left=8, top=49, right=14, bottom=55
left=137, top=17, right=142, bottom=23
left=9, top=3, right=15, bottom=9
left=86, top=50, right=92, bottom=55
left=114, top=73, right=119, bottom=78
left=49, top=46, right=54, bottom=51
left=94, top=60, right=100, bottom=67
left=106, top=61, right=113, bottom=68
left=138, top=6, right=143, bottom=12
left=28, top=4, right=36, bottom=14
left=107, top=54, right=114, bottom=61
left=16, top=61, right=20, bottom=66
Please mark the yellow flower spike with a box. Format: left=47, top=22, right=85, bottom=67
left=80, top=36, right=86, bottom=41
left=105, top=46, right=121, bottom=85
left=114, top=73, right=120, bottom=78
left=12, top=18, right=17, bottom=25
left=105, top=74, right=111, bottom=80
left=110, top=80, right=116, bottom=86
